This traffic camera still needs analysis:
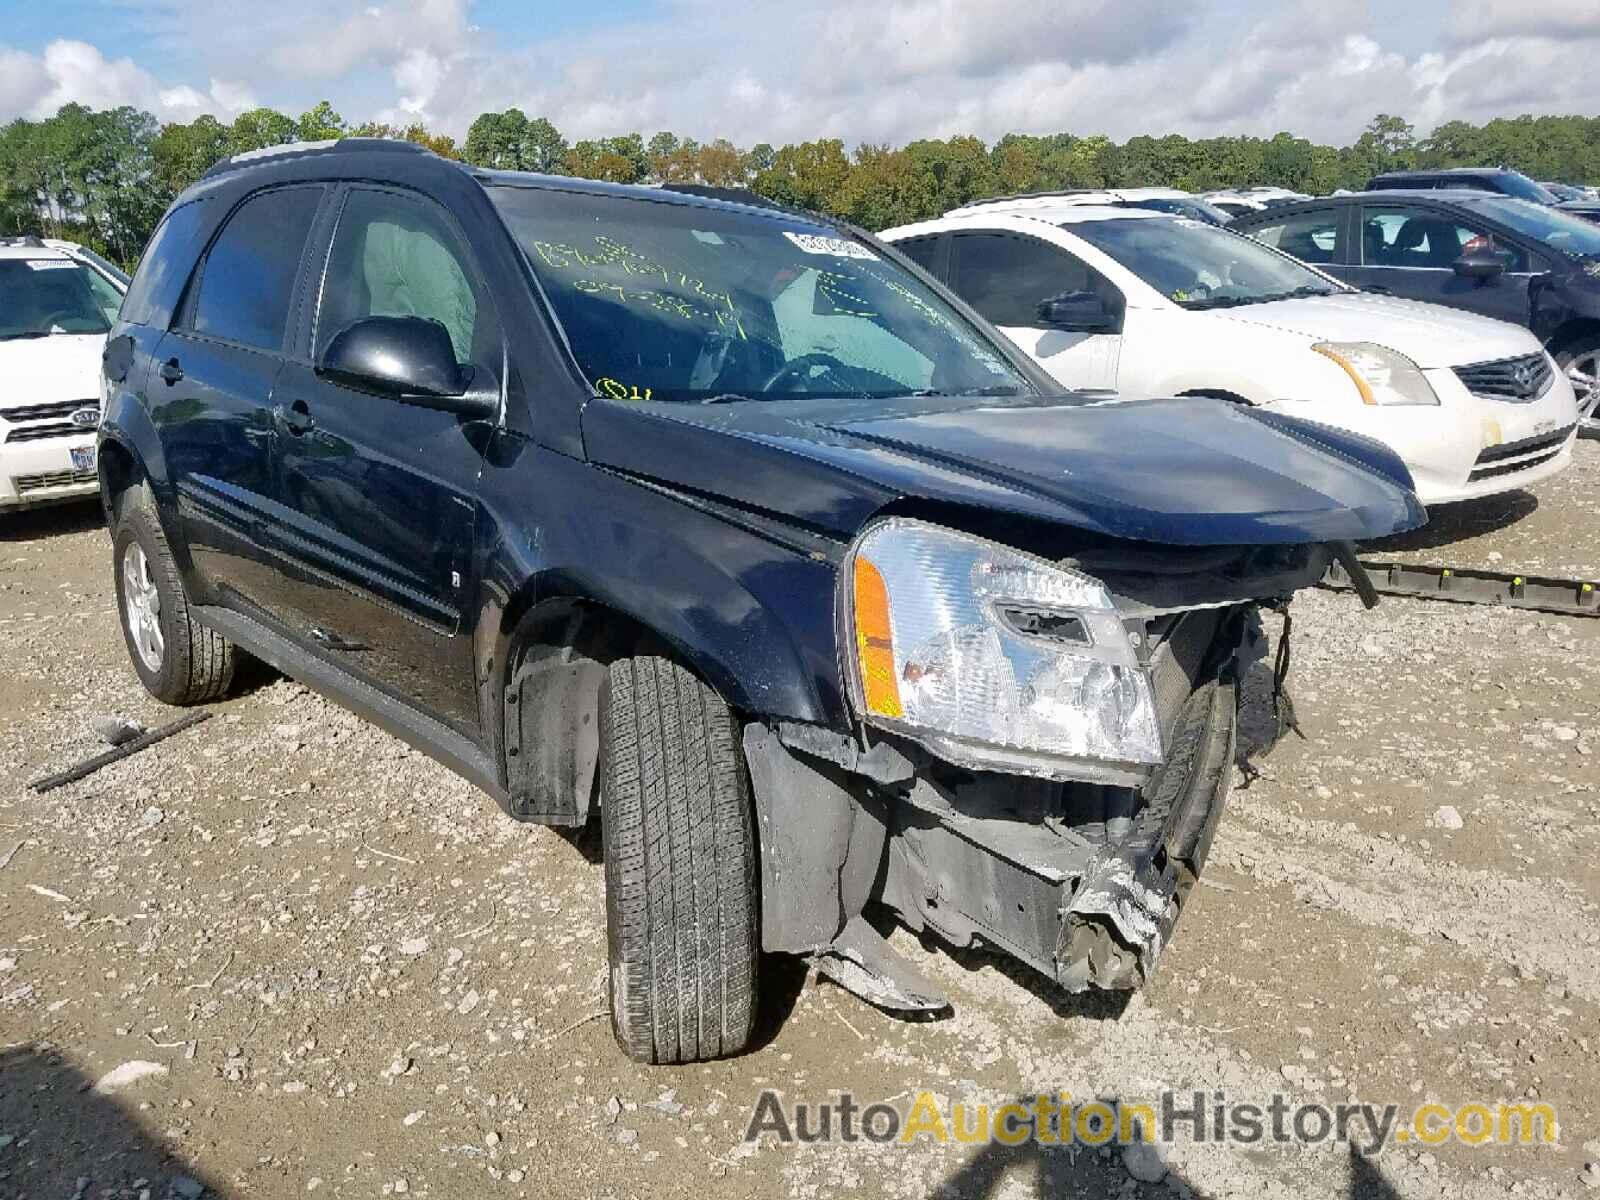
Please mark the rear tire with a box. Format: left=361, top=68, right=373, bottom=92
left=111, top=487, right=236, bottom=705
left=599, top=656, right=758, bottom=1064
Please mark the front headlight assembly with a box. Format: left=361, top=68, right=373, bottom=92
left=843, top=518, right=1162, bottom=786
left=1313, top=341, right=1439, bottom=406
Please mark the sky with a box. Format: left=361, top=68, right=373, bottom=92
left=2, top=0, right=1599, bottom=147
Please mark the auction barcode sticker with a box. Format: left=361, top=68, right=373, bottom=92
left=25, top=259, right=77, bottom=270
left=783, top=232, right=879, bottom=260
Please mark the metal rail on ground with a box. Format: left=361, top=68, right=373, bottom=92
left=1323, top=559, right=1600, bottom=618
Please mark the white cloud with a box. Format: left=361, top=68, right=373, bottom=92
left=4, top=1, right=1600, bottom=152
left=0, top=39, right=253, bottom=122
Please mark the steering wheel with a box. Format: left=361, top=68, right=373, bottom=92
left=763, top=352, right=854, bottom=394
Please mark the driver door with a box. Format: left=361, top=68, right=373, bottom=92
left=1350, top=203, right=1536, bottom=326
left=948, top=231, right=1122, bottom=390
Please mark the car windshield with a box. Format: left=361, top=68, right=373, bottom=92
left=487, top=187, right=1034, bottom=404
left=0, top=258, right=123, bottom=339
left=1494, top=174, right=1559, bottom=205
left=1456, top=196, right=1600, bottom=259
left=1068, top=216, right=1344, bottom=309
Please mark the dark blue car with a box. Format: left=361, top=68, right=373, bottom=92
left=98, top=138, right=1423, bottom=1062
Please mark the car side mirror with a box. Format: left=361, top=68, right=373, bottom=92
left=1036, top=290, right=1120, bottom=333
left=1452, top=249, right=1505, bottom=282
left=317, top=315, right=496, bottom=418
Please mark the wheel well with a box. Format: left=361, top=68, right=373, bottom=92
left=97, top=439, right=139, bottom=520
left=1177, top=388, right=1252, bottom=405
left=497, top=598, right=687, bottom=826
left=1548, top=319, right=1600, bottom=360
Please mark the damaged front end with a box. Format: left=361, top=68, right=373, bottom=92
left=744, top=520, right=1329, bottom=1011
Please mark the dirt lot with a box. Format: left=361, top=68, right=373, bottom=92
left=3, top=443, right=1599, bottom=1200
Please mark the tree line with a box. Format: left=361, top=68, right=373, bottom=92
left=4, top=100, right=1600, bottom=268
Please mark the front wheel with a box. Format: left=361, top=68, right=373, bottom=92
left=112, top=488, right=236, bottom=704
left=599, top=656, right=759, bottom=1064
left=1556, top=340, right=1599, bottom=439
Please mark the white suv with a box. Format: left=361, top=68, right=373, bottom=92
left=881, top=203, right=1580, bottom=505
left=0, top=238, right=126, bottom=511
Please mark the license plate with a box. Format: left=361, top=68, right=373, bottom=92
left=70, top=446, right=96, bottom=472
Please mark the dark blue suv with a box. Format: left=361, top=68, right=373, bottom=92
left=1233, top=190, right=1600, bottom=436
left=98, top=138, right=1421, bottom=1062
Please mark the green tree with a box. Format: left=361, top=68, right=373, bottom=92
left=296, top=100, right=346, bottom=141
left=152, top=115, right=230, bottom=194
left=753, top=139, right=851, bottom=212
left=228, top=108, right=297, bottom=155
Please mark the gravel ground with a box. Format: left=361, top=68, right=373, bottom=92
left=2, top=442, right=1598, bottom=1200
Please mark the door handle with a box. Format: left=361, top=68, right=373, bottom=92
left=159, top=358, right=183, bottom=385
left=276, top=400, right=315, bottom=436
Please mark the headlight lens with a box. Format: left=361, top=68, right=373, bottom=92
left=845, top=518, right=1163, bottom=783
left=1313, top=341, right=1439, bottom=406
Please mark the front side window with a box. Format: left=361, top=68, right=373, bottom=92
left=1069, top=216, right=1343, bottom=309
left=0, top=259, right=124, bottom=339
left=120, top=200, right=208, bottom=328
left=950, top=232, right=1122, bottom=327
left=1245, top=208, right=1341, bottom=264
left=893, top=235, right=944, bottom=278
left=189, top=187, right=323, bottom=351
left=488, top=187, right=1031, bottom=404
left=1454, top=196, right=1600, bottom=260
left=1360, top=205, right=1527, bottom=272
left=316, top=188, right=492, bottom=366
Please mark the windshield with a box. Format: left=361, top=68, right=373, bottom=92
left=1456, top=196, right=1600, bottom=258
left=488, top=187, right=1033, bottom=404
left=1493, top=174, right=1559, bottom=205
left=1069, top=216, right=1344, bottom=309
left=0, top=258, right=123, bottom=339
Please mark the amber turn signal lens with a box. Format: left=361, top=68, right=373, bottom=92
left=853, top=555, right=902, bottom=718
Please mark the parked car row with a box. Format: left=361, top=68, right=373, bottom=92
left=883, top=197, right=1582, bottom=501
left=0, top=137, right=1588, bottom=1064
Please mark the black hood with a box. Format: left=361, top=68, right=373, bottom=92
left=581, top=393, right=1425, bottom=546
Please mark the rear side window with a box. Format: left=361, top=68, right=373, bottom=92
left=951, top=232, right=1119, bottom=328
left=1245, top=208, right=1342, bottom=264
left=894, top=235, right=944, bottom=278
left=189, top=187, right=322, bottom=351
left=120, top=199, right=209, bottom=327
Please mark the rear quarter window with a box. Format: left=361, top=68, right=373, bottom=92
left=120, top=199, right=210, bottom=328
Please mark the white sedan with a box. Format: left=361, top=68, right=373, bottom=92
left=881, top=204, right=1579, bottom=505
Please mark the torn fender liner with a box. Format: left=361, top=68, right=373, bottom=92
left=813, top=915, right=950, bottom=1014
left=742, top=723, right=888, bottom=954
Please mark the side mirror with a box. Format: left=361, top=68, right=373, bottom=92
left=317, top=315, right=496, bottom=418
left=1036, top=290, right=1120, bottom=333
left=1452, top=249, right=1506, bottom=282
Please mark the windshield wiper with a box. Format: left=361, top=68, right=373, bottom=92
left=0, top=330, right=51, bottom=341
left=892, top=385, right=1025, bottom=398
left=1185, top=284, right=1335, bottom=310
left=699, top=393, right=759, bottom=405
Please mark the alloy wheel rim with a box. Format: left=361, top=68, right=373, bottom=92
left=1567, top=351, right=1599, bottom=420
left=121, top=542, right=164, bottom=672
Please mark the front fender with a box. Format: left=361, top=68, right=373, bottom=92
left=471, top=437, right=850, bottom=764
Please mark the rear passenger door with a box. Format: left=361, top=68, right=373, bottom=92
left=1348, top=202, right=1536, bottom=326
left=267, top=185, right=500, bottom=733
left=154, top=185, right=326, bottom=617
left=948, top=231, right=1123, bottom=390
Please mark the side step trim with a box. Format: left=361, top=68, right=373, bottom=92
left=193, top=604, right=508, bottom=804
left=1324, top=559, right=1600, bottom=618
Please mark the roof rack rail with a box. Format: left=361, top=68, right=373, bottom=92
left=1, top=234, right=47, bottom=247
left=201, top=136, right=433, bottom=180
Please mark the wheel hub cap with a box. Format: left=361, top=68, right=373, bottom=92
left=121, top=542, right=164, bottom=671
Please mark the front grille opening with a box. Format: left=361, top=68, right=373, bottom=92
left=1453, top=353, right=1553, bottom=403
left=15, top=469, right=97, bottom=494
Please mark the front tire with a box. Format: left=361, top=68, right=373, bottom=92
left=599, top=656, right=758, bottom=1064
left=112, top=488, right=236, bottom=705
left=1555, top=339, right=1599, bottom=439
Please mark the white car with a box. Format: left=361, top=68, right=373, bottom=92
left=881, top=203, right=1580, bottom=505
left=1200, top=187, right=1311, bottom=219
left=0, top=238, right=126, bottom=512
left=950, top=187, right=1234, bottom=226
